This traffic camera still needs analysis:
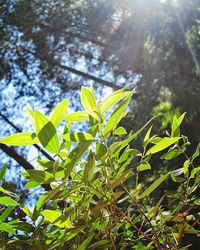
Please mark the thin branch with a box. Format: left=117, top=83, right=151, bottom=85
left=0, top=143, right=51, bottom=191
left=38, top=53, right=121, bottom=90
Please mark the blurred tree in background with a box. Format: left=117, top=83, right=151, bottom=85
left=0, top=0, right=200, bottom=186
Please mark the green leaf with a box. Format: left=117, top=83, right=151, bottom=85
left=171, top=113, right=186, bottom=137
left=114, top=126, right=127, bottom=135
left=101, top=91, right=131, bottom=114
left=191, top=167, right=200, bottom=178
left=103, top=94, right=132, bottom=136
left=63, top=125, right=98, bottom=178
left=64, top=111, right=89, bottom=122
left=9, top=221, right=34, bottom=233
left=192, top=143, right=200, bottom=162
left=89, top=240, right=109, bottom=248
left=26, top=107, right=35, bottom=121
left=161, top=149, right=182, bottom=160
left=0, top=222, right=16, bottom=235
left=143, top=126, right=152, bottom=147
left=0, top=206, right=14, bottom=223
left=171, top=116, right=179, bottom=137
left=114, top=117, right=155, bottom=156
left=81, top=86, right=98, bottom=119
left=25, top=181, right=40, bottom=189
left=84, top=152, right=94, bottom=183
left=183, top=159, right=190, bottom=176
left=0, top=186, right=11, bottom=195
left=137, top=163, right=151, bottom=172
left=43, top=183, right=65, bottom=204
left=146, top=137, right=180, bottom=155
left=61, top=132, right=95, bottom=142
left=139, top=173, right=170, bottom=199
left=95, top=142, right=107, bottom=161
left=77, top=234, right=94, bottom=250
left=41, top=210, right=72, bottom=228
left=0, top=196, right=19, bottom=206
left=49, top=99, right=69, bottom=127
left=0, top=132, right=39, bottom=146
left=34, top=110, right=59, bottom=153
left=26, top=170, right=54, bottom=183
left=110, top=170, right=133, bottom=189
left=0, top=163, right=7, bottom=180
left=65, top=226, right=86, bottom=241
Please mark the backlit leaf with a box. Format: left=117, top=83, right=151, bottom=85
left=64, top=111, right=89, bottom=122
left=0, top=163, right=7, bottom=180
left=61, top=132, right=95, bottom=142
left=0, top=196, right=19, bottom=206
left=114, top=126, right=127, bottom=135
left=103, top=94, right=132, bottom=136
left=146, top=137, right=180, bottom=155
left=34, top=110, right=59, bottom=153
left=41, top=210, right=72, bottom=228
left=101, top=91, right=131, bottom=114
left=81, top=86, right=98, bottom=119
left=84, top=152, right=94, bottom=183
left=0, top=132, right=39, bottom=146
left=137, top=163, right=151, bottom=172
left=49, top=99, right=69, bottom=127
left=0, top=222, right=16, bottom=235
left=26, top=170, right=54, bottom=183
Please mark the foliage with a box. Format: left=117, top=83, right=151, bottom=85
left=0, top=87, right=200, bottom=249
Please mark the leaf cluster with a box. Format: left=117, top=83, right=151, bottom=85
left=0, top=87, right=200, bottom=249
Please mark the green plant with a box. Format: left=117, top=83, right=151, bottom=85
left=0, top=87, right=199, bottom=249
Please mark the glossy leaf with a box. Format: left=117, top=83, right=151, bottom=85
left=49, top=99, right=69, bottom=127
left=139, top=173, right=170, bottom=199
left=34, top=110, right=59, bottom=153
left=0, top=132, right=39, bottom=146
left=146, top=137, right=180, bottom=155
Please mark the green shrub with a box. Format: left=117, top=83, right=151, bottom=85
left=0, top=86, right=199, bottom=249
